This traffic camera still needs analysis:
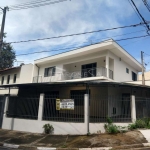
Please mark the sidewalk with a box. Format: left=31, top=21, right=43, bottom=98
left=0, top=129, right=149, bottom=150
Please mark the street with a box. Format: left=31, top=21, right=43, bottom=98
left=0, top=147, right=22, bottom=150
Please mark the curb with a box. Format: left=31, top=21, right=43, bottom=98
left=1, top=143, right=150, bottom=150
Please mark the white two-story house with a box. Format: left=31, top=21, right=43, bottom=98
left=33, top=39, right=142, bottom=83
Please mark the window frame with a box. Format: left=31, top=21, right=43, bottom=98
left=44, top=66, right=56, bottom=77
left=13, top=74, right=17, bottom=83
left=126, top=68, right=129, bottom=74
left=1, top=76, right=4, bottom=85
left=7, top=75, right=10, bottom=84
left=132, top=71, right=137, bottom=81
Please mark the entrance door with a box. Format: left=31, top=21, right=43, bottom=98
left=0, top=96, right=5, bottom=128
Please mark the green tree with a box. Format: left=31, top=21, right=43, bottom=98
left=0, top=34, right=16, bottom=70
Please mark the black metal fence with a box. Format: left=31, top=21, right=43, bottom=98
left=0, top=96, right=5, bottom=128
left=90, top=95, right=131, bottom=123
left=7, top=95, right=40, bottom=120
left=43, top=93, right=84, bottom=122
left=135, top=97, right=150, bottom=119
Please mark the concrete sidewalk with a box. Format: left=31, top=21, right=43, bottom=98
left=139, top=130, right=150, bottom=143
left=0, top=129, right=149, bottom=150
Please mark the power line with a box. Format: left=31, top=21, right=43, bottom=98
left=16, top=34, right=150, bottom=56
left=9, top=0, right=54, bottom=8
left=7, top=22, right=150, bottom=44
left=142, top=0, right=150, bottom=12
left=9, top=0, right=68, bottom=11
left=130, top=0, right=150, bottom=33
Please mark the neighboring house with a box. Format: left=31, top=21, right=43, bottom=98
left=0, top=64, right=34, bottom=95
left=33, top=39, right=141, bottom=83
left=138, top=71, right=150, bottom=80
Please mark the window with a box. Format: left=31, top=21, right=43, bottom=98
left=13, top=74, right=17, bottom=83
left=132, top=71, right=137, bottom=81
left=44, top=66, right=56, bottom=77
left=81, top=63, right=97, bottom=78
left=126, top=68, right=129, bottom=74
left=7, top=75, right=10, bottom=84
left=113, top=107, right=116, bottom=114
left=1, top=76, right=4, bottom=85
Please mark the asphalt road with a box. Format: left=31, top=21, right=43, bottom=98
left=0, top=147, right=22, bottom=150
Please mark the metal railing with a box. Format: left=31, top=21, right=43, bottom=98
left=90, top=95, right=131, bottom=123
left=7, top=95, right=40, bottom=120
left=135, top=97, right=150, bottom=119
left=33, top=67, right=114, bottom=83
left=62, top=67, right=107, bottom=80
left=43, top=94, right=84, bottom=122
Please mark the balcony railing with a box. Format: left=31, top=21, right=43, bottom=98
left=33, top=67, right=113, bottom=83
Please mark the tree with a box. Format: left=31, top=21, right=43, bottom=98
left=0, top=34, right=16, bottom=70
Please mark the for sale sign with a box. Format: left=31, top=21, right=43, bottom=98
left=56, top=99, right=74, bottom=110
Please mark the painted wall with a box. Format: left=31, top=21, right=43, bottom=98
left=19, top=64, right=34, bottom=83
left=108, top=51, right=138, bottom=82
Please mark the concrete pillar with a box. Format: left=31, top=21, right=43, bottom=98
left=84, top=94, right=89, bottom=134
left=3, top=96, right=9, bottom=117
left=131, top=95, right=136, bottom=122
left=105, top=56, right=109, bottom=78
left=38, top=93, right=45, bottom=121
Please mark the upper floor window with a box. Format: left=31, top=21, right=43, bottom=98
left=132, top=71, right=137, bottom=81
left=7, top=75, right=10, bottom=84
left=13, top=74, right=17, bottom=83
left=126, top=68, right=129, bottom=74
left=44, top=66, right=56, bottom=77
left=1, top=76, right=4, bottom=85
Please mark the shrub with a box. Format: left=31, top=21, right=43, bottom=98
left=106, top=124, right=119, bottom=134
left=43, top=124, right=54, bottom=134
left=128, top=123, right=137, bottom=130
left=135, top=119, right=146, bottom=128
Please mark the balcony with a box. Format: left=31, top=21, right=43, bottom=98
left=33, top=67, right=113, bottom=83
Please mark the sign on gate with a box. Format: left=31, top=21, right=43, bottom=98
left=56, top=99, right=74, bottom=110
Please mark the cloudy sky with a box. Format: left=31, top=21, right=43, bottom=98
left=0, top=0, right=150, bottom=70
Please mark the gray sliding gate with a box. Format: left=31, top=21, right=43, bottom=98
left=0, top=96, right=5, bottom=128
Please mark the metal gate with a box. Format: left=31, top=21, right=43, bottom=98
left=0, top=96, right=5, bottom=128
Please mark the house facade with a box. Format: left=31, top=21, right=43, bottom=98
left=33, top=40, right=141, bottom=84
left=1, top=40, right=150, bottom=135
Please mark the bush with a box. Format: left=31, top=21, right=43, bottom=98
left=43, top=124, right=54, bottom=134
left=135, top=119, right=146, bottom=128
left=128, top=118, right=150, bottom=130
left=106, top=124, right=119, bottom=134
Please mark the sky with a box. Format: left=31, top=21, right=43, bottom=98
left=0, top=0, right=150, bottom=70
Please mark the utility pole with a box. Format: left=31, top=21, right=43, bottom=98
left=141, top=51, right=145, bottom=85
left=0, top=7, right=9, bottom=55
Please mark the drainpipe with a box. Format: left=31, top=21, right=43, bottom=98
left=35, top=64, right=40, bottom=83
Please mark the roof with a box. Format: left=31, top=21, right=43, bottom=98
left=0, top=80, right=150, bottom=89
left=34, top=39, right=142, bottom=71
left=0, top=66, right=21, bottom=73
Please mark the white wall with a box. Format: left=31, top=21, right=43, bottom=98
left=108, top=51, right=138, bottom=82
left=19, top=64, right=34, bottom=83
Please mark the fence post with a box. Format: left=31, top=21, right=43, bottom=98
left=131, top=95, right=136, bottom=123
left=84, top=94, right=89, bottom=134
left=38, top=93, right=45, bottom=121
